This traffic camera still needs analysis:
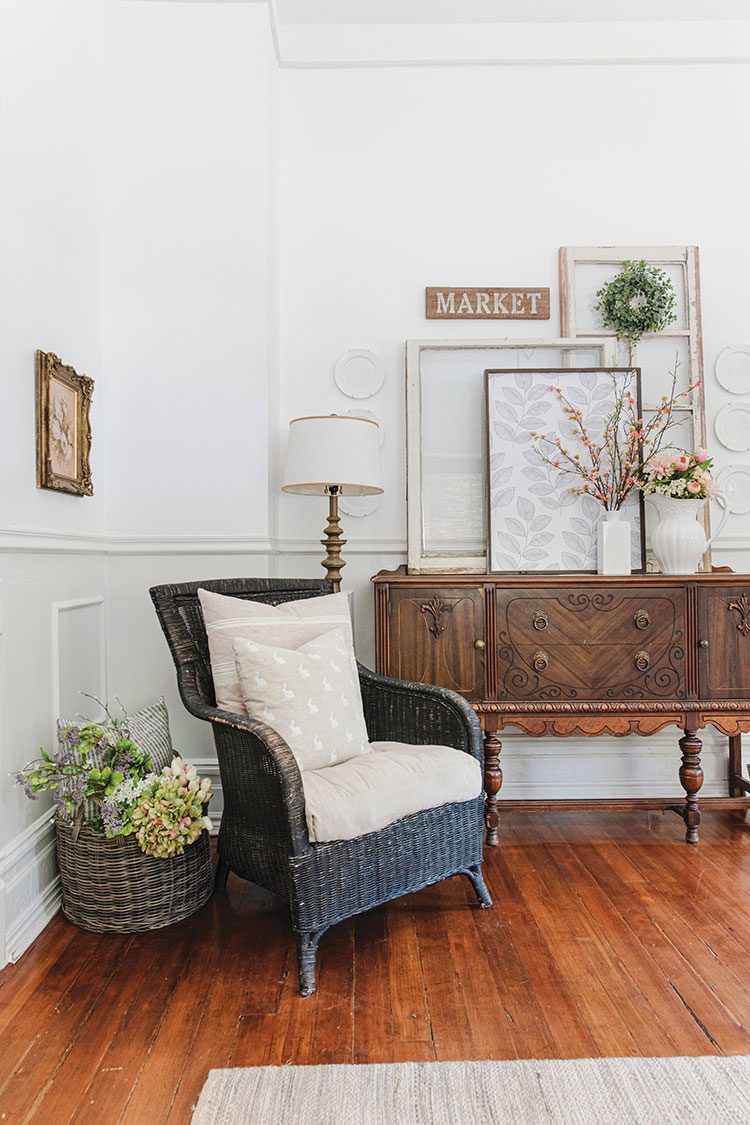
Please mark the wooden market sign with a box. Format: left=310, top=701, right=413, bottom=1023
left=425, top=287, right=550, bottom=320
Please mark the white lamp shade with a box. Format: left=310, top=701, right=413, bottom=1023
left=282, top=414, right=384, bottom=496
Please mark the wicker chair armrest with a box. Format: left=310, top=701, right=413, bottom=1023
left=190, top=698, right=311, bottom=855
left=357, top=664, right=483, bottom=764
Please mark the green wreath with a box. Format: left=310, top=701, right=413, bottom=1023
left=593, top=259, right=676, bottom=344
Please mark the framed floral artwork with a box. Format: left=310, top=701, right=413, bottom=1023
left=36, top=350, right=94, bottom=496
left=485, top=367, right=646, bottom=573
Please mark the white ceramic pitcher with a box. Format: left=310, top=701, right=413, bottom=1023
left=647, top=494, right=728, bottom=574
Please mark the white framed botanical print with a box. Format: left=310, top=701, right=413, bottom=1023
left=405, top=336, right=618, bottom=574
left=485, top=367, right=647, bottom=573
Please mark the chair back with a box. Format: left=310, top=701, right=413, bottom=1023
left=150, top=577, right=333, bottom=714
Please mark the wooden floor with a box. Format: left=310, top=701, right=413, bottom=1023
left=3, top=810, right=750, bottom=1122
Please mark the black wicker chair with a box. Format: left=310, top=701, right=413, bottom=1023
left=150, top=577, right=491, bottom=995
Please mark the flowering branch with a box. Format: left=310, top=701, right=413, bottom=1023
left=530, top=359, right=702, bottom=512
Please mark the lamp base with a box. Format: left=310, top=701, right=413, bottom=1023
left=321, top=490, right=346, bottom=593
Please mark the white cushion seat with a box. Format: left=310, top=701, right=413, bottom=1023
left=301, top=740, right=483, bottom=843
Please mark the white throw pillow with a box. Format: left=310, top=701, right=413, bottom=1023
left=233, top=628, right=371, bottom=772
left=198, top=588, right=360, bottom=717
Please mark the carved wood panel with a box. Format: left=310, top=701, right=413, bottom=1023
left=388, top=588, right=485, bottom=700
left=699, top=586, right=750, bottom=699
left=496, top=587, right=686, bottom=701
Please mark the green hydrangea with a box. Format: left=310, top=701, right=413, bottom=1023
left=130, top=758, right=212, bottom=858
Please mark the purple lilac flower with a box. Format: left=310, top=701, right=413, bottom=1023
left=18, top=775, right=39, bottom=801
left=101, top=802, right=124, bottom=835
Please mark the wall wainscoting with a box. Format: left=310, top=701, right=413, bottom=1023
left=0, top=812, right=59, bottom=969
left=1, top=529, right=748, bottom=967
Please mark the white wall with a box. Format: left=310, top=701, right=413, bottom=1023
left=0, top=0, right=106, bottom=959
left=0, top=0, right=104, bottom=536
left=102, top=0, right=273, bottom=538
left=277, top=61, right=750, bottom=792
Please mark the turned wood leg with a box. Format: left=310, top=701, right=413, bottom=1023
left=679, top=729, right=704, bottom=845
left=729, top=734, right=742, bottom=798
left=483, top=729, right=503, bottom=847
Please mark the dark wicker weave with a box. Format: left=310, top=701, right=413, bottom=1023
left=56, top=819, right=213, bottom=933
left=150, top=577, right=491, bottom=995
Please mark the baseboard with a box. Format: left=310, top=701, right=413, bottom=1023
left=0, top=811, right=60, bottom=968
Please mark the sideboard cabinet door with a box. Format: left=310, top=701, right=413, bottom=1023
left=386, top=587, right=485, bottom=700
left=698, top=586, right=750, bottom=699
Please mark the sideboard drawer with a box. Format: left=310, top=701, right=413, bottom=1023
left=496, top=586, right=686, bottom=701
left=699, top=586, right=750, bottom=699
left=503, top=588, right=679, bottom=647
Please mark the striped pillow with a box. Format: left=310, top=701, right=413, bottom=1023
left=197, top=588, right=361, bottom=718
left=58, top=698, right=174, bottom=826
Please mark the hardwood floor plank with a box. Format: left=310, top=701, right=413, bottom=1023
left=0, top=915, right=78, bottom=1023
left=310, top=918, right=356, bottom=1065
left=385, top=899, right=432, bottom=1048
left=442, top=876, right=517, bottom=1060
left=71, top=920, right=197, bottom=1124
left=580, top=829, right=750, bottom=1054
left=120, top=908, right=236, bottom=1124
left=164, top=893, right=278, bottom=1123
left=353, top=906, right=395, bottom=1063
left=541, top=825, right=717, bottom=1056
left=412, top=884, right=475, bottom=1061
left=502, top=823, right=641, bottom=1059
left=0, top=927, right=102, bottom=1076
left=2, top=813, right=750, bottom=1121
left=0, top=933, right=130, bottom=1121
left=485, top=856, right=600, bottom=1059
left=468, top=865, right=559, bottom=1060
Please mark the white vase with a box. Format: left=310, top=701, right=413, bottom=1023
left=596, top=509, right=632, bottom=575
left=648, top=494, right=728, bottom=574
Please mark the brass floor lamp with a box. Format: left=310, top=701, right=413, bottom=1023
left=281, top=414, right=383, bottom=592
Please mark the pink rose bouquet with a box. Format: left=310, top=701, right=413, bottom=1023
left=640, top=448, right=722, bottom=501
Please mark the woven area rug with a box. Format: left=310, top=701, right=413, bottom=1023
left=192, top=1056, right=750, bottom=1124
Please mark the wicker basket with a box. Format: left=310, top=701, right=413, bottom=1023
left=55, top=819, right=214, bottom=933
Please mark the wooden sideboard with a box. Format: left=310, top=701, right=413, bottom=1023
left=373, top=568, right=750, bottom=845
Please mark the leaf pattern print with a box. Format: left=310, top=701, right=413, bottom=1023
left=487, top=370, right=643, bottom=571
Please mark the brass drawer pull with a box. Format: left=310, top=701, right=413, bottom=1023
left=699, top=639, right=709, bottom=649
left=635, top=650, right=650, bottom=672
left=533, top=650, right=549, bottom=672
left=474, top=639, right=486, bottom=650
left=634, top=609, right=650, bottom=631
left=532, top=610, right=548, bottom=631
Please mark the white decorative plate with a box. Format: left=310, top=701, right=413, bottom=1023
left=717, top=465, right=750, bottom=515
left=339, top=494, right=381, bottom=518
left=715, top=403, right=750, bottom=452
left=715, top=345, right=750, bottom=395
left=343, top=408, right=384, bottom=447
left=333, top=349, right=384, bottom=399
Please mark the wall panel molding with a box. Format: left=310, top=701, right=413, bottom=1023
left=0, top=528, right=408, bottom=556
left=51, top=597, right=107, bottom=729
left=0, top=812, right=59, bottom=969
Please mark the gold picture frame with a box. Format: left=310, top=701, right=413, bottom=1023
left=35, top=350, right=94, bottom=496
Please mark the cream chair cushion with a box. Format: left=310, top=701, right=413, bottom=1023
left=301, top=741, right=482, bottom=843
left=198, top=588, right=359, bottom=716
left=234, top=628, right=371, bottom=772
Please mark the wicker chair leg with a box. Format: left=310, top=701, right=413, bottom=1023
left=463, top=864, right=492, bottom=908
left=214, top=858, right=230, bottom=891
left=296, top=930, right=323, bottom=997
